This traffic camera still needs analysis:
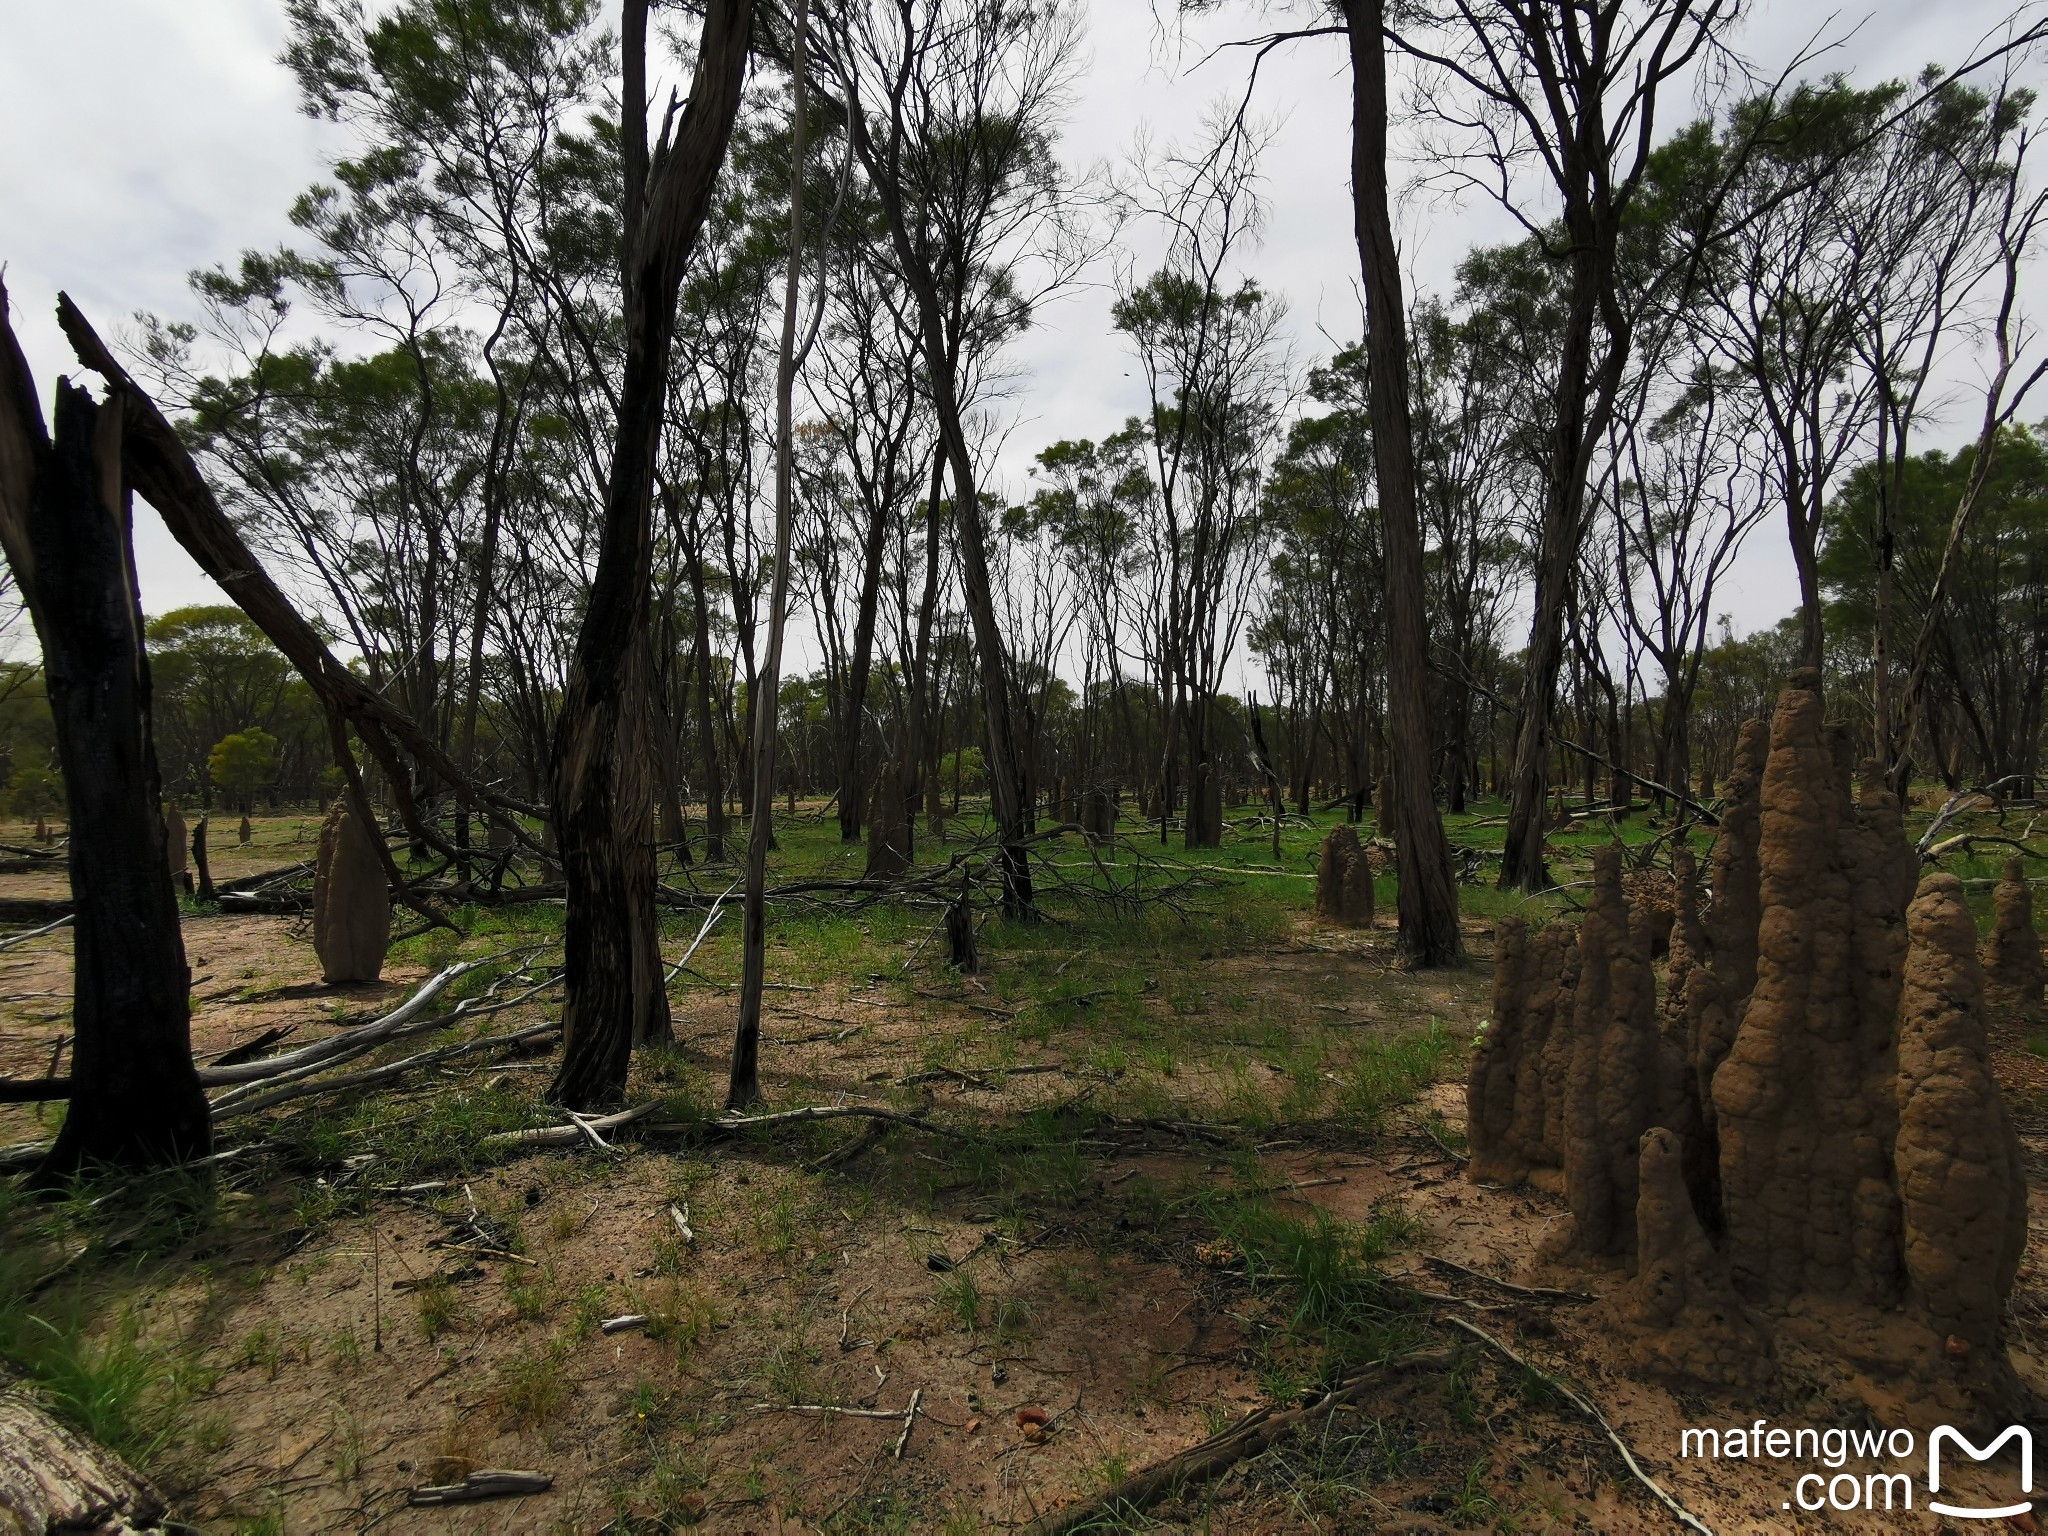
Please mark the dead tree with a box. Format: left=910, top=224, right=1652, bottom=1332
left=548, top=0, right=753, bottom=1108
left=0, top=281, right=210, bottom=1179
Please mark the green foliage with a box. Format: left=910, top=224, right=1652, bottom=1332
left=5, top=760, right=61, bottom=818
left=207, top=727, right=280, bottom=806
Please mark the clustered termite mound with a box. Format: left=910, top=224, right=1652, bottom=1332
left=1466, top=670, right=2035, bottom=1426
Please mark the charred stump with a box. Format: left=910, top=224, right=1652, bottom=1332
left=0, top=307, right=209, bottom=1179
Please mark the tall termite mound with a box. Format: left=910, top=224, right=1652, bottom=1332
left=313, top=797, right=390, bottom=984
left=866, top=762, right=909, bottom=878
left=1702, top=715, right=1768, bottom=1006
left=1895, top=874, right=2029, bottom=1361
left=1979, top=857, right=2043, bottom=1019
left=1314, top=825, right=1373, bottom=928
left=1468, top=670, right=2032, bottom=1422
left=1082, top=786, right=1116, bottom=845
left=1713, top=677, right=1914, bottom=1310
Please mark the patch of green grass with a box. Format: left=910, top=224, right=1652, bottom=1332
left=1337, top=1019, right=1457, bottom=1133
left=495, top=1341, right=573, bottom=1428
left=414, top=1276, right=460, bottom=1340
left=936, top=1270, right=984, bottom=1332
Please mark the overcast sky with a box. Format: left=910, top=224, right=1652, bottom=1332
left=4, top=0, right=2042, bottom=668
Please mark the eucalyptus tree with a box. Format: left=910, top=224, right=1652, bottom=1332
left=1408, top=301, right=1520, bottom=815
left=548, top=0, right=753, bottom=1109
left=1027, top=428, right=1152, bottom=807
left=819, top=0, right=1092, bottom=916
left=1390, top=0, right=1739, bottom=891
left=282, top=0, right=616, bottom=844
left=801, top=213, right=934, bottom=844
left=1113, top=115, right=1287, bottom=849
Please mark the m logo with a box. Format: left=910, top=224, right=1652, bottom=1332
left=1929, top=1426, right=2033, bottom=1519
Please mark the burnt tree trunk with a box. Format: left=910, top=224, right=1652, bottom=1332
left=1344, top=0, right=1463, bottom=966
left=548, top=0, right=751, bottom=1109
left=192, top=815, right=216, bottom=905
left=0, top=299, right=210, bottom=1178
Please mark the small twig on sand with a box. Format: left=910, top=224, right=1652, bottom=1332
left=1425, top=1255, right=1592, bottom=1304
left=669, top=1201, right=695, bottom=1244
left=406, top=1470, right=553, bottom=1507
left=893, top=1388, right=923, bottom=1459
left=1440, top=1317, right=1715, bottom=1536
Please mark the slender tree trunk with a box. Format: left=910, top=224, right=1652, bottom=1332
left=1345, top=0, right=1462, bottom=965
left=842, top=88, right=1034, bottom=917
left=729, top=0, right=808, bottom=1111
left=549, top=0, right=750, bottom=1110
left=684, top=535, right=728, bottom=861
left=0, top=336, right=210, bottom=1179
left=835, top=499, right=892, bottom=844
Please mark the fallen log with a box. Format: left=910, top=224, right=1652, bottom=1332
left=0, top=1374, right=166, bottom=1534
left=1019, top=1348, right=1452, bottom=1535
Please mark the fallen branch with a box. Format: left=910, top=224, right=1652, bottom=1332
left=482, top=1100, right=665, bottom=1149
left=0, top=914, right=71, bottom=952
left=1020, top=1349, right=1452, bottom=1535
left=705, top=1103, right=960, bottom=1139
left=1441, top=1317, right=1714, bottom=1535
left=212, top=1021, right=559, bottom=1120
left=200, top=961, right=486, bottom=1086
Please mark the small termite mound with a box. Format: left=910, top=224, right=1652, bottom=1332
left=1606, top=1127, right=1770, bottom=1388
left=313, top=798, right=390, bottom=984
left=1082, top=786, right=1117, bottom=845
left=1314, top=825, right=1372, bottom=928
left=237, top=813, right=252, bottom=846
left=866, top=762, right=909, bottom=878
left=1979, top=857, right=2043, bottom=1020
left=162, top=802, right=188, bottom=880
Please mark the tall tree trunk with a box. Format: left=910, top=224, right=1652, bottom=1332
left=835, top=498, right=892, bottom=844
left=0, top=321, right=210, bottom=1179
left=1344, top=0, right=1463, bottom=965
left=683, top=531, right=728, bottom=861
left=549, top=0, right=751, bottom=1110
left=729, top=0, right=809, bottom=1111
left=842, top=90, right=1034, bottom=917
